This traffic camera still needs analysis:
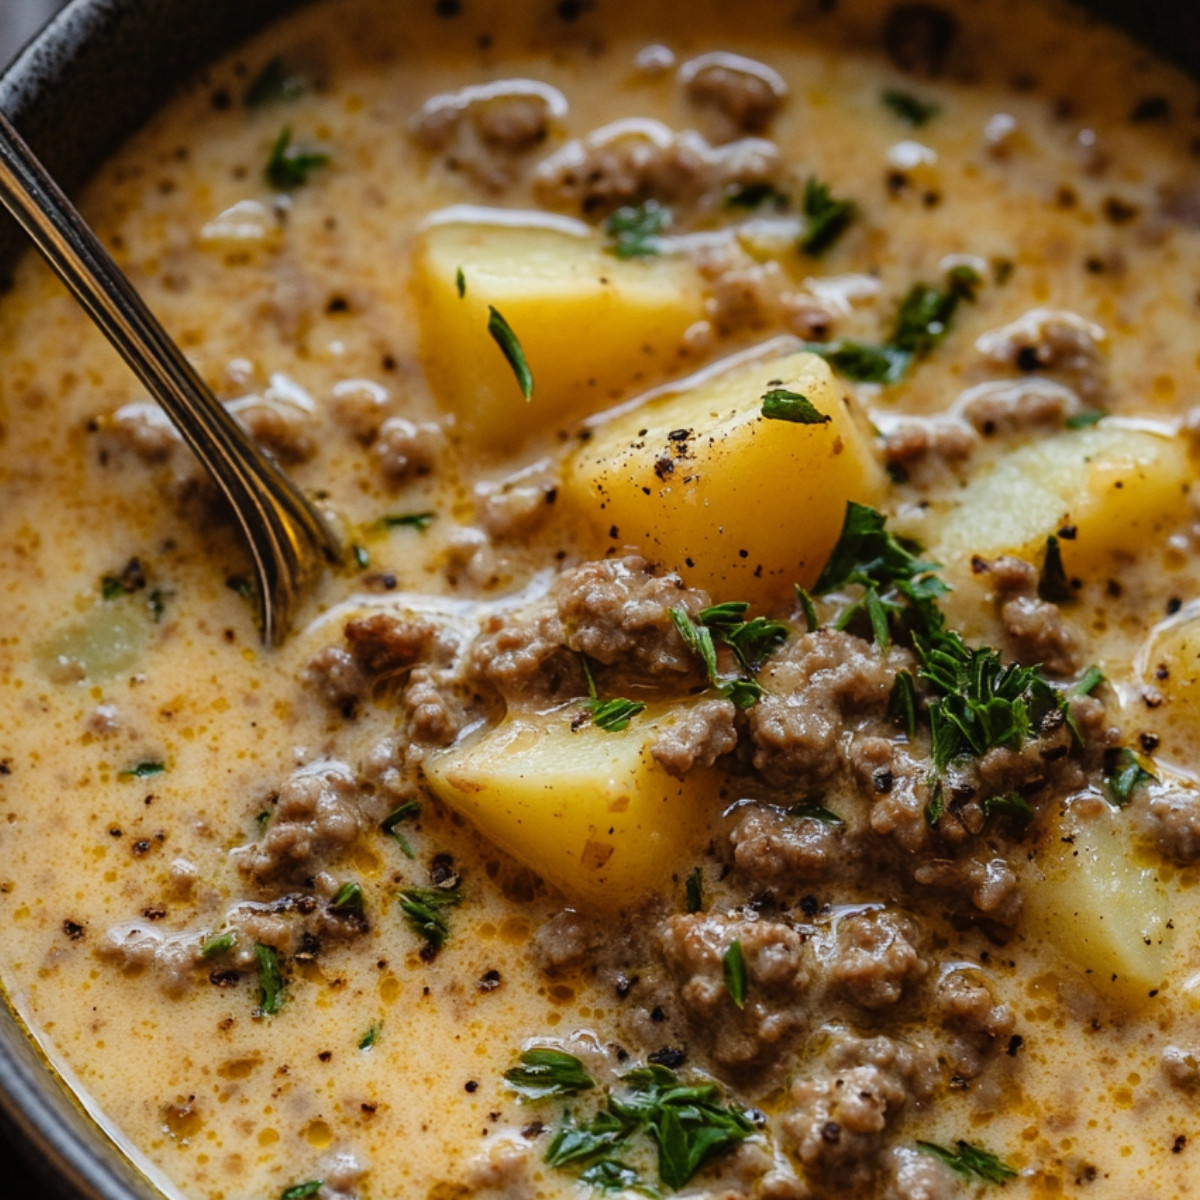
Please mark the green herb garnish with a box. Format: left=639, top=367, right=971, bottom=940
left=456, top=266, right=466, bottom=298
left=1075, top=665, right=1104, bottom=696
left=801, top=339, right=913, bottom=383
left=786, top=800, right=844, bottom=824
left=398, top=886, right=461, bottom=951
left=891, top=282, right=962, bottom=358
left=380, top=511, right=436, bottom=531
left=358, top=1023, right=381, bottom=1050
left=352, top=543, right=370, bottom=569
left=888, top=670, right=919, bottom=739
left=329, top=881, right=364, bottom=918
left=119, top=761, right=166, bottom=780
left=685, top=867, right=703, bottom=914
left=671, top=607, right=719, bottom=682
left=265, top=126, right=330, bottom=189
left=579, top=1159, right=657, bottom=1195
left=795, top=585, right=820, bottom=633
left=280, top=1183, right=323, bottom=1200
left=382, top=800, right=421, bottom=858
left=200, top=932, right=235, bottom=960
left=1066, top=410, right=1106, bottom=429
left=505, top=1048, right=596, bottom=1100
left=982, top=791, right=1034, bottom=821
left=916, top=1140, right=1017, bottom=1184
left=254, top=943, right=285, bottom=1016
left=760, top=388, right=830, bottom=425
left=722, top=940, right=747, bottom=1009
left=244, top=57, right=306, bottom=107
left=487, top=305, right=534, bottom=399
left=800, top=176, right=856, bottom=256
left=606, top=199, right=671, bottom=259
left=1105, top=747, right=1156, bottom=807
left=723, top=182, right=789, bottom=210
left=881, top=88, right=941, bottom=126
left=579, top=655, right=646, bottom=732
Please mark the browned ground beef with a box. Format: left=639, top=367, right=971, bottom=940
left=780, top=1035, right=935, bottom=1187
left=1131, top=785, right=1200, bottom=863
left=976, top=554, right=1078, bottom=676
left=956, top=378, right=1082, bottom=436
left=974, top=307, right=1107, bottom=402
left=679, top=53, right=787, bottom=140
left=830, top=910, right=927, bottom=1009
left=729, top=805, right=846, bottom=883
left=748, top=630, right=912, bottom=787
left=651, top=699, right=739, bottom=778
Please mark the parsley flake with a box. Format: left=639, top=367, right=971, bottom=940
left=382, top=800, right=421, bottom=858
left=760, top=388, right=830, bottom=425
left=380, top=511, right=436, bottom=531
left=329, top=881, right=364, bottom=918
left=685, top=867, right=703, bottom=914
left=280, top=1183, right=323, bottom=1200
left=579, top=655, right=646, bottom=731
left=244, top=57, right=306, bottom=107
left=504, top=1048, right=596, bottom=1100
left=398, top=886, right=461, bottom=952
left=1066, top=410, right=1106, bottom=429
left=881, top=88, right=941, bottom=126
left=358, top=1023, right=381, bottom=1050
left=606, top=199, right=671, bottom=258
left=265, top=126, right=330, bottom=189
left=456, top=266, right=466, bottom=298
left=200, top=932, right=235, bottom=960
left=254, top=942, right=285, bottom=1016
left=800, top=176, right=856, bottom=256
left=722, top=940, right=748, bottom=1009
left=1105, top=747, right=1156, bottom=807
left=487, top=305, right=534, bottom=399
left=787, top=800, right=844, bottom=824
left=119, top=761, right=166, bottom=780
left=916, top=1140, right=1016, bottom=1184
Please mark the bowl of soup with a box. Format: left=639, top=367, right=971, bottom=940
left=4, top=1, right=1200, bottom=1198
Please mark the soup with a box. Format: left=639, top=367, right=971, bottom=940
left=2, top=1, right=1200, bottom=1198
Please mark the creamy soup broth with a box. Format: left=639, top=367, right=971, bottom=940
left=2, top=2, right=1200, bottom=1199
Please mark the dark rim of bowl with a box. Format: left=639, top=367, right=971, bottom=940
left=0, top=0, right=1197, bottom=1197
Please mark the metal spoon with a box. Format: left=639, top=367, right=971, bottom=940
left=0, top=109, right=341, bottom=645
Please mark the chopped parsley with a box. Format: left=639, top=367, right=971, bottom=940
left=1105, top=747, right=1156, bottom=807
left=760, top=388, right=830, bottom=425
left=358, top=1023, right=381, bottom=1050
left=800, top=339, right=913, bottom=384
left=881, top=87, right=941, bottom=126
left=200, top=932, right=235, bottom=960
left=147, top=588, right=167, bottom=622
left=265, top=126, right=330, bottom=189
left=254, top=942, right=285, bottom=1016
left=280, top=1184, right=323, bottom=1200
left=543, top=1064, right=754, bottom=1191
left=888, top=670, right=919, bottom=739
left=982, top=791, right=1034, bottom=822
left=352, top=543, right=370, bottom=569
left=786, top=800, right=844, bottom=825
left=456, top=266, right=466, bottom=298
left=578, top=1159, right=657, bottom=1195
left=800, top=176, right=856, bottom=256
left=504, top=1048, right=596, bottom=1100
left=579, top=656, right=645, bottom=732
left=118, top=761, right=166, bottom=780
left=280, top=1183, right=323, bottom=1200
left=685, top=867, right=703, bottom=914
left=723, top=182, right=789, bottom=210
left=1038, top=534, right=1073, bottom=603
left=795, top=585, right=820, bottom=633
left=671, top=603, right=786, bottom=707
left=244, top=57, right=306, bottom=107
left=606, top=199, right=671, bottom=259
left=398, top=885, right=461, bottom=952
left=329, top=881, right=364, bottom=918
left=381, top=800, right=421, bottom=858
left=587, top=697, right=647, bottom=732
left=379, top=511, right=436, bottom=531
left=487, top=305, right=534, bottom=399
left=226, top=574, right=254, bottom=599
left=1065, top=409, right=1106, bottom=429
left=1075, top=665, right=1105, bottom=696
left=722, top=940, right=748, bottom=1009
left=916, top=1140, right=1016, bottom=1184
left=891, top=281, right=963, bottom=358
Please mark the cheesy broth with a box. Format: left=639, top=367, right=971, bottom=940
left=2, top=2, right=1200, bottom=1199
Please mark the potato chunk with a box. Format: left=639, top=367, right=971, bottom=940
left=1138, top=611, right=1200, bottom=762
left=907, top=426, right=1190, bottom=581
left=1023, top=804, right=1172, bottom=1005
left=413, top=209, right=704, bottom=451
left=422, top=704, right=722, bottom=907
left=563, top=351, right=881, bottom=604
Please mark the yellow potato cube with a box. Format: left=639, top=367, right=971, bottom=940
left=906, top=425, right=1190, bottom=583
left=413, top=208, right=705, bottom=452
left=422, top=704, right=724, bottom=908
left=562, top=350, right=882, bottom=605
left=1138, top=611, right=1200, bottom=763
left=1023, top=804, right=1172, bottom=1005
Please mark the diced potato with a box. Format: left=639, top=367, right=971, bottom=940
left=413, top=209, right=705, bottom=451
left=562, top=351, right=882, bottom=605
left=422, top=704, right=724, bottom=908
left=905, top=426, right=1190, bottom=583
left=1022, top=804, right=1172, bottom=1005
left=1137, top=611, right=1200, bottom=761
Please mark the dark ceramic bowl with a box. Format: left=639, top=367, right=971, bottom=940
left=0, top=0, right=1198, bottom=1196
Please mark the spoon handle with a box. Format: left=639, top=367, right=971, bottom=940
left=0, top=109, right=340, bottom=645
